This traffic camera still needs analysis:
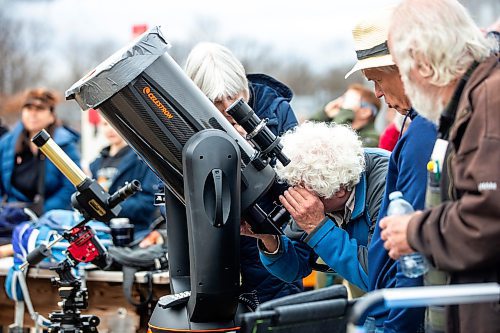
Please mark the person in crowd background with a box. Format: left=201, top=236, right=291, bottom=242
left=182, top=42, right=302, bottom=308
left=378, top=109, right=409, bottom=152
left=323, top=84, right=381, bottom=147
left=344, top=7, right=438, bottom=332
left=381, top=0, right=499, bottom=332
left=89, top=118, right=159, bottom=241
left=242, top=122, right=388, bottom=293
left=0, top=88, right=80, bottom=215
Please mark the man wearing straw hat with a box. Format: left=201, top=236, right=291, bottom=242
left=345, top=7, right=437, bottom=332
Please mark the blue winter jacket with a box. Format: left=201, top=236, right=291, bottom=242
left=240, top=73, right=302, bottom=305
left=90, top=146, right=159, bottom=240
left=247, top=74, right=298, bottom=137
left=260, top=149, right=389, bottom=291
left=368, top=112, right=437, bottom=332
left=0, top=122, right=80, bottom=212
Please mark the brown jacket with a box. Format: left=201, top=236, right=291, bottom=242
left=408, top=55, right=500, bottom=333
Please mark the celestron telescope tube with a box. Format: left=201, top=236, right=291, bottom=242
left=66, top=26, right=276, bottom=217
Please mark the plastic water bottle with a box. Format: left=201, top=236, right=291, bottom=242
left=387, top=191, right=429, bottom=278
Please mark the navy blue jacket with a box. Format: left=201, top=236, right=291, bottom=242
left=90, top=146, right=159, bottom=239
left=247, top=74, right=298, bottom=137
left=241, top=74, right=302, bottom=305
left=0, top=122, right=80, bottom=212
left=368, top=112, right=437, bottom=332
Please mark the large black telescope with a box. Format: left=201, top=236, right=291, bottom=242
left=66, top=26, right=291, bottom=332
left=67, top=26, right=289, bottom=236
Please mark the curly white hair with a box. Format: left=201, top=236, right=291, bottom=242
left=275, top=121, right=365, bottom=198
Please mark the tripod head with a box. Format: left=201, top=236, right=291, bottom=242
left=48, top=259, right=100, bottom=333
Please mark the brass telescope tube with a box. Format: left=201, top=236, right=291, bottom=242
left=19, top=129, right=89, bottom=271
left=32, top=129, right=87, bottom=187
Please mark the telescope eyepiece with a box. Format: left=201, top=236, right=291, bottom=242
left=226, top=98, right=290, bottom=167
left=108, top=180, right=142, bottom=208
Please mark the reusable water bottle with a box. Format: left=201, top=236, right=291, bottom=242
left=387, top=191, right=429, bottom=278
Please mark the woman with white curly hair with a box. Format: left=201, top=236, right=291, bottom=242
left=242, top=121, right=389, bottom=291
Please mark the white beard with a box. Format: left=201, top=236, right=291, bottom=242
left=402, top=75, right=444, bottom=125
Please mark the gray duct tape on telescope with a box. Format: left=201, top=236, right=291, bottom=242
left=66, top=26, right=170, bottom=109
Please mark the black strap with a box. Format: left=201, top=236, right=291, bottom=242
left=397, top=108, right=418, bottom=141
left=31, top=154, right=46, bottom=216
left=356, top=41, right=390, bottom=60
left=122, top=266, right=154, bottom=308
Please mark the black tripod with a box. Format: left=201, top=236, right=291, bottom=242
left=47, top=260, right=100, bottom=333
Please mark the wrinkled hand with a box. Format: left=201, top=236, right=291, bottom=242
left=240, top=220, right=279, bottom=253
left=240, top=220, right=258, bottom=238
left=380, top=212, right=419, bottom=259
left=279, top=186, right=325, bottom=234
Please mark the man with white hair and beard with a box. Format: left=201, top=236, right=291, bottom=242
left=380, top=0, right=500, bottom=332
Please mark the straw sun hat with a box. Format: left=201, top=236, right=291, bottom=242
left=345, top=7, right=396, bottom=79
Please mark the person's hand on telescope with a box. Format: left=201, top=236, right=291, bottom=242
left=279, top=186, right=325, bottom=234
left=234, top=124, right=247, bottom=137
left=240, top=220, right=279, bottom=253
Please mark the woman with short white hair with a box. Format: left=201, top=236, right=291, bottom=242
left=185, top=42, right=301, bottom=307
left=185, top=42, right=298, bottom=138
left=185, top=42, right=249, bottom=109
left=243, top=121, right=389, bottom=291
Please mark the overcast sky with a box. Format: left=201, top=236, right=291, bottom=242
left=8, top=0, right=498, bottom=71
left=9, top=0, right=403, bottom=69
left=8, top=0, right=497, bottom=73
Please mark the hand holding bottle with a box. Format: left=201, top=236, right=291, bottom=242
left=380, top=191, right=429, bottom=278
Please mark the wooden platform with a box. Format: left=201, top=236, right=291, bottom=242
left=0, top=257, right=170, bottom=332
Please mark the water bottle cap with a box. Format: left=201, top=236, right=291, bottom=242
left=389, top=191, right=403, bottom=201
